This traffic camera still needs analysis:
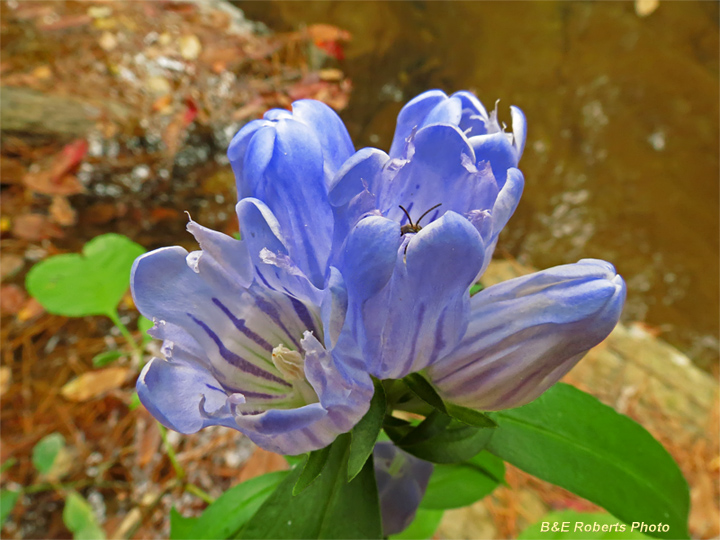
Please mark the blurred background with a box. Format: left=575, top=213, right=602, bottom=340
left=1, top=1, right=717, bottom=539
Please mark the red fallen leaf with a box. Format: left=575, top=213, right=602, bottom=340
left=183, top=98, right=198, bottom=127
left=149, top=207, right=181, bottom=223
left=51, top=139, right=88, bottom=182
left=0, top=284, right=27, bottom=316
left=315, top=40, right=345, bottom=61
left=12, top=213, right=64, bottom=241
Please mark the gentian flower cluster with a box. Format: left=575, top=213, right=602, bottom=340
left=132, top=90, right=625, bottom=457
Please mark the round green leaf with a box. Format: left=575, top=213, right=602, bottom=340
left=32, top=432, right=65, bottom=475
left=26, top=234, right=145, bottom=317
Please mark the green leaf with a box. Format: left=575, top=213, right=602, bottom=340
left=32, top=432, right=65, bottom=474
left=403, top=373, right=496, bottom=428
left=421, top=451, right=504, bottom=510
left=487, top=384, right=689, bottom=539
left=1, top=489, right=20, bottom=526
left=26, top=234, right=145, bottom=317
left=517, top=511, right=650, bottom=539
left=293, top=445, right=332, bottom=496
left=92, top=350, right=125, bottom=368
left=469, top=282, right=484, bottom=296
left=171, top=471, right=289, bottom=540
left=390, top=508, right=444, bottom=540
left=240, top=433, right=382, bottom=539
left=169, top=508, right=198, bottom=540
left=0, top=457, right=17, bottom=474
left=389, top=411, right=494, bottom=464
left=283, top=454, right=306, bottom=469
left=128, top=392, right=141, bottom=411
left=138, top=316, right=154, bottom=344
left=63, top=492, right=106, bottom=540
left=348, top=378, right=386, bottom=481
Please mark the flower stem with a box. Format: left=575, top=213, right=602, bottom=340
left=185, top=483, right=215, bottom=504
left=157, top=423, right=185, bottom=480
left=108, top=309, right=142, bottom=357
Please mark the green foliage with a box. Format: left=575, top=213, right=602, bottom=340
left=347, top=378, right=386, bottom=481
left=386, top=410, right=494, bottom=464
left=517, top=511, right=649, bottom=539
left=402, top=373, right=495, bottom=428
left=138, top=316, right=154, bottom=344
left=0, top=489, right=20, bottom=527
left=293, top=445, right=332, bottom=496
left=91, top=350, right=125, bottom=368
left=26, top=234, right=145, bottom=318
left=487, top=384, right=689, bottom=540
left=390, top=508, right=444, bottom=540
left=63, top=492, right=106, bottom=540
left=240, top=434, right=382, bottom=539
left=469, top=282, right=484, bottom=296
left=421, top=451, right=504, bottom=510
left=32, top=432, right=65, bottom=475
left=170, top=471, right=289, bottom=540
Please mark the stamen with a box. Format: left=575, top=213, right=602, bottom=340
left=272, top=344, right=305, bottom=380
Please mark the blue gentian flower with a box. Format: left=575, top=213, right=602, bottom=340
left=328, top=90, right=625, bottom=396
left=373, top=442, right=433, bottom=536
left=132, top=220, right=373, bottom=455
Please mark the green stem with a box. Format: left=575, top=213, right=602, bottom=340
left=158, top=423, right=185, bottom=480
left=108, top=309, right=142, bottom=357
left=185, top=483, right=215, bottom=504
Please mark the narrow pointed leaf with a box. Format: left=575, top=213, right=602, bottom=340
left=487, top=384, right=689, bottom=539
left=170, top=471, right=289, bottom=539
left=389, top=411, right=494, bottom=464
left=240, top=434, right=382, bottom=539
left=293, top=445, right=332, bottom=496
left=404, top=373, right=496, bottom=428
left=1, top=489, right=20, bottom=526
left=348, top=378, right=386, bottom=482
left=421, top=451, right=504, bottom=509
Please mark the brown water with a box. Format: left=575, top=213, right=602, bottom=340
left=239, top=1, right=719, bottom=369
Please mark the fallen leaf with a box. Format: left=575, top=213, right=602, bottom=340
left=84, top=203, right=120, bottom=225
left=12, top=214, right=64, bottom=241
left=60, top=367, right=131, bottom=402
left=23, top=172, right=86, bottom=196
left=635, top=0, right=659, bottom=17
left=319, top=68, right=343, bottom=82
left=0, top=156, right=25, bottom=185
left=237, top=447, right=288, bottom=483
left=49, top=196, right=77, bottom=226
left=305, top=24, right=352, bottom=43
left=0, top=284, right=26, bottom=315
left=137, top=419, right=161, bottom=467
left=38, top=13, right=93, bottom=31
left=0, top=254, right=24, bottom=281
left=32, top=65, right=52, bottom=80
left=0, top=366, right=10, bottom=395
left=17, top=298, right=45, bottom=322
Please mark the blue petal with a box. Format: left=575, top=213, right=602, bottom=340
left=328, top=147, right=388, bottom=207
left=243, top=118, right=333, bottom=287
left=374, top=442, right=434, bottom=536
left=357, top=212, right=485, bottom=378
left=291, top=99, right=355, bottom=182
left=227, top=119, right=273, bottom=199
left=389, top=89, right=448, bottom=159
left=467, top=131, right=518, bottom=189
left=339, top=215, right=401, bottom=300
left=235, top=333, right=373, bottom=455
left=137, top=357, right=238, bottom=434
left=419, top=96, right=462, bottom=129
left=131, top=246, right=316, bottom=396
left=236, top=198, right=323, bottom=306
left=379, top=124, right=499, bottom=226
left=427, top=260, right=626, bottom=410
left=186, top=219, right=252, bottom=289
left=452, top=90, right=491, bottom=136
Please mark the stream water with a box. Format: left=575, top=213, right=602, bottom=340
left=239, top=1, right=719, bottom=369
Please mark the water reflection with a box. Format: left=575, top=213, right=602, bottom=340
left=239, top=1, right=719, bottom=369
